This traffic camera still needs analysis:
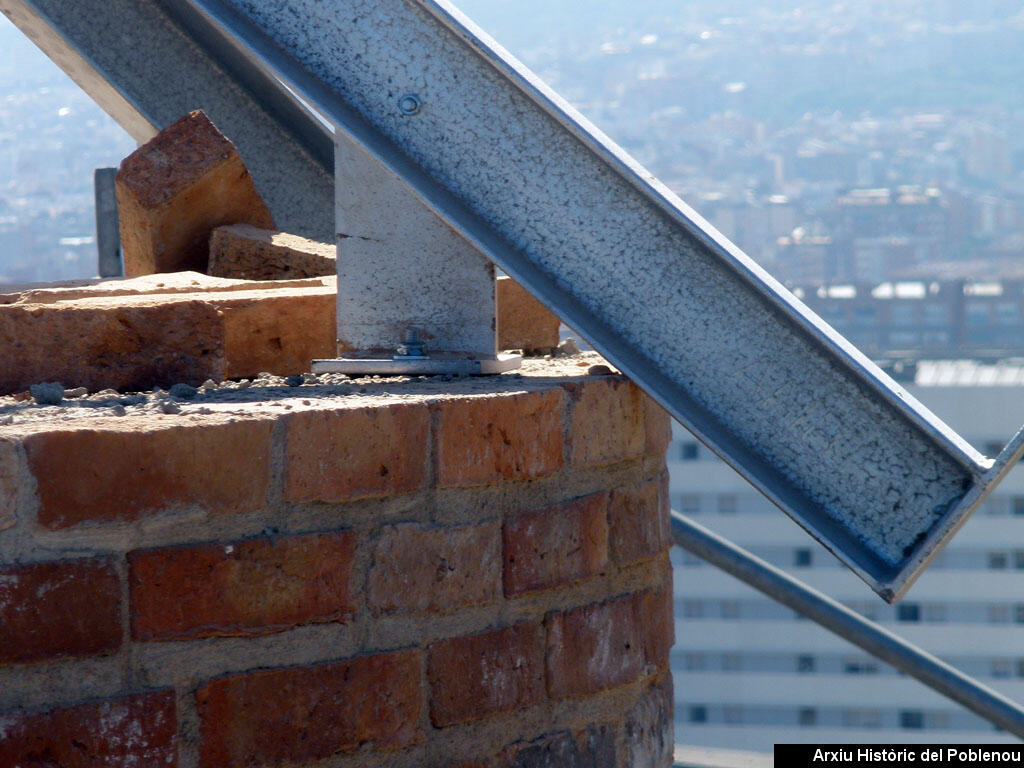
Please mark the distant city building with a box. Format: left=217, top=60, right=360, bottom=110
left=670, top=361, right=1024, bottom=748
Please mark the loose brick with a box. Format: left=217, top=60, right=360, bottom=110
left=624, top=680, right=673, bottom=768
left=196, top=651, right=422, bottom=766
left=545, top=596, right=644, bottom=699
left=643, top=394, right=672, bottom=458
left=25, top=419, right=272, bottom=529
left=0, top=690, right=177, bottom=767
left=502, top=725, right=616, bottom=768
left=607, top=474, right=670, bottom=567
left=0, top=296, right=226, bottom=394
left=209, top=223, right=335, bottom=280
left=503, top=493, right=608, bottom=596
left=0, top=560, right=121, bottom=664
left=130, top=531, right=356, bottom=641
left=568, top=377, right=646, bottom=467
left=283, top=403, right=429, bottom=503
left=219, top=288, right=336, bottom=378
left=368, top=522, right=500, bottom=614
left=0, top=439, right=16, bottom=532
left=436, top=390, right=564, bottom=488
left=496, top=276, right=560, bottom=353
left=116, top=110, right=275, bottom=276
left=428, top=623, right=546, bottom=726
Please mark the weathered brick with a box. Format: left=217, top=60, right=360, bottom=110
left=643, top=394, right=672, bottom=458
left=219, top=286, right=336, bottom=378
left=0, top=560, right=121, bottom=664
left=0, top=296, right=226, bottom=394
left=545, top=596, right=644, bottom=698
left=503, top=493, right=608, bottom=596
left=636, top=578, right=675, bottom=671
left=283, top=403, right=429, bottom=503
left=129, top=531, right=356, bottom=641
left=196, top=651, right=423, bottom=766
left=368, top=522, right=500, bottom=614
left=0, top=439, right=16, bottom=532
left=502, top=725, right=616, bottom=768
left=607, top=474, right=670, bottom=567
left=209, top=223, right=335, bottom=280
left=435, top=390, right=564, bottom=488
left=428, top=623, right=546, bottom=726
left=568, top=377, right=646, bottom=467
left=0, top=691, right=177, bottom=767
left=116, top=110, right=275, bottom=276
left=496, top=276, right=560, bottom=353
left=25, top=419, right=272, bottom=529
left=624, top=680, right=673, bottom=768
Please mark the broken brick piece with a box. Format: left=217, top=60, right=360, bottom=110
left=116, top=110, right=275, bottom=276
left=208, top=224, right=335, bottom=280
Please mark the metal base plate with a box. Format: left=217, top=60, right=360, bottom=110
left=311, top=353, right=522, bottom=376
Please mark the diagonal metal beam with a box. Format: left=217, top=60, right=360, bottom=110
left=211, top=0, right=1024, bottom=601
left=0, top=0, right=334, bottom=240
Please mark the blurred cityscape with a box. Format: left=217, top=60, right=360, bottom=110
left=5, top=0, right=1024, bottom=752
left=0, top=17, right=134, bottom=284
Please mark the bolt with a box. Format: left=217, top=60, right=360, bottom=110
left=395, top=327, right=428, bottom=358
left=398, top=93, right=421, bottom=115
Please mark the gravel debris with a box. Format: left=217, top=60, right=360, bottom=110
left=30, top=382, right=64, bottom=405
left=64, top=387, right=88, bottom=399
left=159, top=400, right=182, bottom=414
left=285, top=375, right=304, bottom=387
left=169, top=383, right=198, bottom=399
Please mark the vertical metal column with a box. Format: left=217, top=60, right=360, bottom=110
left=93, top=167, right=121, bottom=278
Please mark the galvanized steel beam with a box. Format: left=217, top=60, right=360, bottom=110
left=213, top=0, right=1024, bottom=601
left=0, top=0, right=334, bottom=240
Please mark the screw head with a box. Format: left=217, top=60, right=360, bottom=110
left=395, top=326, right=428, bottom=358
left=398, top=94, right=421, bottom=115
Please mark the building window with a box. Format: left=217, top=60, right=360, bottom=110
left=900, top=710, right=924, bottom=730
left=722, top=653, right=741, bottom=671
left=843, top=708, right=882, bottom=728
left=717, top=494, right=737, bottom=514
left=798, top=707, right=817, bottom=726
left=1013, top=496, right=1024, bottom=516
left=680, top=441, right=699, bottom=461
left=1015, top=551, right=1024, bottom=570
left=688, top=706, right=708, bottom=723
left=1015, top=605, right=1024, bottom=624
left=992, top=659, right=1013, bottom=678
left=797, top=654, right=815, bottom=673
left=721, top=601, right=740, bottom=619
left=1015, top=660, right=1024, bottom=678
left=924, top=604, right=947, bottom=622
left=844, top=658, right=880, bottom=675
left=794, top=548, right=813, bottom=567
left=989, top=604, right=1011, bottom=624
left=683, top=600, right=704, bottom=618
left=679, top=493, right=701, bottom=514
left=988, top=551, right=1008, bottom=569
left=897, top=603, right=920, bottom=622
left=724, top=706, right=742, bottom=724
left=684, top=652, right=706, bottom=671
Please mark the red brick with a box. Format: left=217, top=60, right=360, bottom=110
left=436, top=390, right=564, bottom=488
left=0, top=439, right=16, bottom=532
left=0, top=690, right=177, bottom=767
left=643, top=394, right=672, bottom=457
left=496, top=276, right=560, bottom=353
left=568, top=377, right=645, bottom=466
left=428, top=623, right=546, bottom=726
left=25, top=419, right=272, bottom=529
left=0, top=297, right=226, bottom=394
left=219, top=289, right=335, bottom=378
left=607, top=474, right=670, bottom=567
left=116, top=110, right=275, bottom=276
left=0, top=560, right=121, bottom=664
left=283, top=404, right=429, bottom=503
left=368, top=523, right=500, bottom=614
left=129, top=531, right=356, bottom=641
left=502, top=725, right=616, bottom=768
left=196, top=650, right=423, bottom=766
left=545, top=596, right=644, bottom=698
left=636, top=577, right=674, bottom=670
left=209, top=224, right=335, bottom=280
left=503, top=493, right=608, bottom=596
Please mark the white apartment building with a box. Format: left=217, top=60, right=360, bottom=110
left=669, top=360, right=1024, bottom=749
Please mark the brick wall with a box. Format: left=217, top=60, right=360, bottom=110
left=0, top=366, right=674, bottom=767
